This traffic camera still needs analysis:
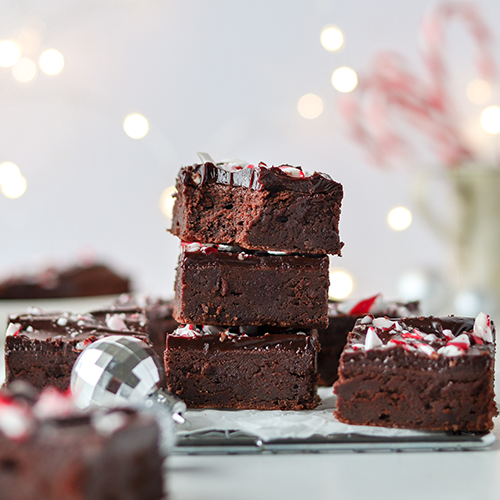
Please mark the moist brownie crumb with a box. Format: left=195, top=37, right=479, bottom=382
left=165, top=324, right=320, bottom=410
left=174, top=242, right=329, bottom=328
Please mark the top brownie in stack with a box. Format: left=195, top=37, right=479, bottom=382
left=170, top=160, right=344, bottom=255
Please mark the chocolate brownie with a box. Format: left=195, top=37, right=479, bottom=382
left=317, top=295, right=420, bottom=386
left=5, top=309, right=147, bottom=390
left=111, top=294, right=179, bottom=357
left=174, top=242, right=329, bottom=328
left=334, top=312, right=497, bottom=431
left=170, top=160, right=344, bottom=255
left=0, top=262, right=130, bottom=299
left=0, top=385, right=164, bottom=500
left=165, top=324, right=319, bottom=410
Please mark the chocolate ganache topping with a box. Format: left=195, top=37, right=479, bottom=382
left=347, top=313, right=494, bottom=358
left=169, top=324, right=318, bottom=352
left=178, top=161, right=341, bottom=195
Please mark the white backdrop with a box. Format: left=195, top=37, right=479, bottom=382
left=1, top=0, right=499, bottom=312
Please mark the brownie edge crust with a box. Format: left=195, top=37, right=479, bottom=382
left=334, top=314, right=497, bottom=432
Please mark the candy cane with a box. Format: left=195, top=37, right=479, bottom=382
left=340, top=2, right=495, bottom=168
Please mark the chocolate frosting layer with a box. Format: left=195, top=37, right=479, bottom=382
left=168, top=325, right=317, bottom=352
left=8, top=311, right=146, bottom=342
left=348, top=315, right=494, bottom=357
left=178, top=162, right=341, bottom=194
left=181, top=247, right=328, bottom=268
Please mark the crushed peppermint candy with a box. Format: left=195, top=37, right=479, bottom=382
left=415, top=342, right=436, bottom=357
left=372, top=317, right=396, bottom=329
left=442, top=329, right=455, bottom=341
left=106, top=314, right=128, bottom=331
left=349, top=294, right=381, bottom=315
left=33, top=388, right=76, bottom=419
left=6, top=323, right=21, bottom=337
left=365, top=327, right=383, bottom=350
left=92, top=411, right=128, bottom=436
left=360, top=315, right=373, bottom=325
left=56, top=317, right=68, bottom=326
left=438, top=344, right=465, bottom=357
left=0, top=397, right=33, bottom=440
left=446, top=333, right=470, bottom=351
left=474, top=312, right=493, bottom=343
left=174, top=324, right=200, bottom=338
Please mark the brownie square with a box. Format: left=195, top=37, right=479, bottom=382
left=5, top=309, right=147, bottom=390
left=0, top=387, right=164, bottom=500
left=317, top=295, right=420, bottom=386
left=174, top=243, right=329, bottom=328
left=170, top=161, right=344, bottom=255
left=334, top=313, right=497, bottom=431
left=0, top=263, right=130, bottom=299
left=165, top=324, right=319, bottom=410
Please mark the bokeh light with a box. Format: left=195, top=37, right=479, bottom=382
left=39, top=49, right=64, bottom=75
left=331, top=67, right=358, bottom=93
left=466, top=79, right=492, bottom=105
left=0, top=41, right=21, bottom=67
left=297, top=94, right=324, bottom=119
left=320, top=26, right=344, bottom=52
left=12, top=57, right=36, bottom=82
left=0, top=162, right=21, bottom=183
left=0, top=169, right=26, bottom=199
left=159, top=185, right=176, bottom=219
left=481, top=106, right=500, bottom=134
left=123, top=113, right=149, bottom=139
left=329, top=269, right=354, bottom=299
left=388, top=206, right=412, bottom=231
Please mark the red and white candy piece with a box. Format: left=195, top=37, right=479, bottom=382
left=372, top=317, right=396, bottom=330
left=0, top=396, right=33, bottom=441
left=415, top=342, right=436, bottom=357
left=365, top=327, right=383, bottom=350
left=278, top=166, right=305, bottom=178
left=474, top=312, right=493, bottom=343
left=6, top=323, right=21, bottom=337
left=438, top=344, right=464, bottom=357
left=174, top=324, right=200, bottom=338
left=106, top=314, right=128, bottom=331
left=33, top=388, right=76, bottom=419
left=348, top=294, right=380, bottom=315
left=446, top=333, right=470, bottom=351
left=442, top=329, right=455, bottom=341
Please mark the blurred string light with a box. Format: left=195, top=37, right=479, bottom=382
left=329, top=269, right=354, bottom=299
left=466, top=79, right=492, bottom=105
left=123, top=113, right=149, bottom=139
left=0, top=40, right=20, bottom=67
left=481, top=106, right=500, bottom=134
left=39, top=49, right=64, bottom=75
left=297, top=93, right=324, bottom=119
left=159, top=186, right=176, bottom=218
left=12, top=57, right=36, bottom=82
left=387, top=206, right=412, bottom=231
left=320, top=25, right=344, bottom=52
left=331, top=67, right=358, bottom=93
left=0, top=161, right=27, bottom=199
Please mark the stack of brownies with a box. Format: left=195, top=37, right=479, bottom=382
left=164, top=157, right=344, bottom=409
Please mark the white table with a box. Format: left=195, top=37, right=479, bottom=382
left=2, top=299, right=500, bottom=500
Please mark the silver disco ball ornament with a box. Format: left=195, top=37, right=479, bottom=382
left=71, top=335, right=186, bottom=431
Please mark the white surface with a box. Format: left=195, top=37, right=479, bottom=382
left=2, top=297, right=500, bottom=500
